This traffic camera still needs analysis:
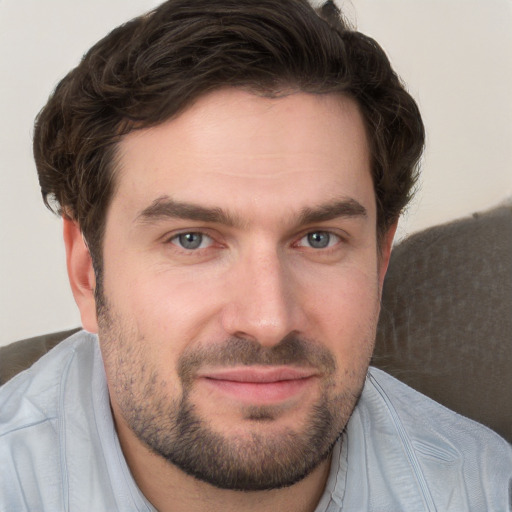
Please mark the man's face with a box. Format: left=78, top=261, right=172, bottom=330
left=93, top=89, right=388, bottom=490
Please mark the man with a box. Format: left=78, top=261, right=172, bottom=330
left=0, top=0, right=510, bottom=510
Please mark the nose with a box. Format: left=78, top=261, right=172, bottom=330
left=220, top=248, right=302, bottom=347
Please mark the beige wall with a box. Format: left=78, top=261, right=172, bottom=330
left=1, top=0, right=511, bottom=346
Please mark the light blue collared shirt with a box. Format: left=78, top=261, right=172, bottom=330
left=1, top=331, right=510, bottom=511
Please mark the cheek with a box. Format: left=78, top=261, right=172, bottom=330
left=101, top=235, right=381, bottom=365
left=302, top=264, right=381, bottom=358
left=103, top=262, right=225, bottom=353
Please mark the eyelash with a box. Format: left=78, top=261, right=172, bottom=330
left=167, top=232, right=216, bottom=251
left=294, top=231, right=342, bottom=250
left=166, top=229, right=344, bottom=252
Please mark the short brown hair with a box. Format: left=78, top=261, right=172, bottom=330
left=34, top=0, right=424, bottom=271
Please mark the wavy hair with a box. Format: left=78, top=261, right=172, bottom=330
left=34, top=0, right=424, bottom=271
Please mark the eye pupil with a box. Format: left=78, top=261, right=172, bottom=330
left=178, top=232, right=203, bottom=249
left=307, top=231, right=330, bottom=249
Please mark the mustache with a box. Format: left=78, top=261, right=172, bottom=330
left=177, top=333, right=336, bottom=384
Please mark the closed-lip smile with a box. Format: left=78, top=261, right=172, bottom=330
left=197, top=366, right=318, bottom=404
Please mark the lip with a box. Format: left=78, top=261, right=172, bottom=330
left=197, top=366, right=318, bottom=405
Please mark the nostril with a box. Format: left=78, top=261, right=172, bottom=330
left=220, top=299, right=298, bottom=348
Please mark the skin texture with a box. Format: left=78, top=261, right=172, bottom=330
left=65, top=89, right=396, bottom=512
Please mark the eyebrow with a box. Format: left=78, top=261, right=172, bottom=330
left=135, top=196, right=241, bottom=227
left=135, top=196, right=367, bottom=228
left=297, top=198, right=367, bottom=225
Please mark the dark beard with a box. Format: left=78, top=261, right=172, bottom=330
left=99, top=303, right=369, bottom=491
left=131, top=371, right=352, bottom=490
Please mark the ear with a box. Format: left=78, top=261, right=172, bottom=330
left=63, top=218, right=98, bottom=333
left=377, top=220, right=398, bottom=293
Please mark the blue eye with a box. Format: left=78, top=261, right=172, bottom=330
left=299, top=231, right=339, bottom=249
left=171, top=232, right=212, bottom=250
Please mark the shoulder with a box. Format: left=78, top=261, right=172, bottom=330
left=0, top=330, right=98, bottom=435
left=364, top=367, right=511, bottom=450
left=0, top=331, right=100, bottom=510
left=354, top=367, right=512, bottom=510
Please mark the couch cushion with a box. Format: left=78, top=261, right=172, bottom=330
left=374, top=204, right=512, bottom=442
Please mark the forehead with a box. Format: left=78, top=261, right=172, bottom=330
left=112, top=89, right=374, bottom=225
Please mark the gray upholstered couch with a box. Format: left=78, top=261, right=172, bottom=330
left=373, top=203, right=511, bottom=442
left=1, top=204, right=511, bottom=442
